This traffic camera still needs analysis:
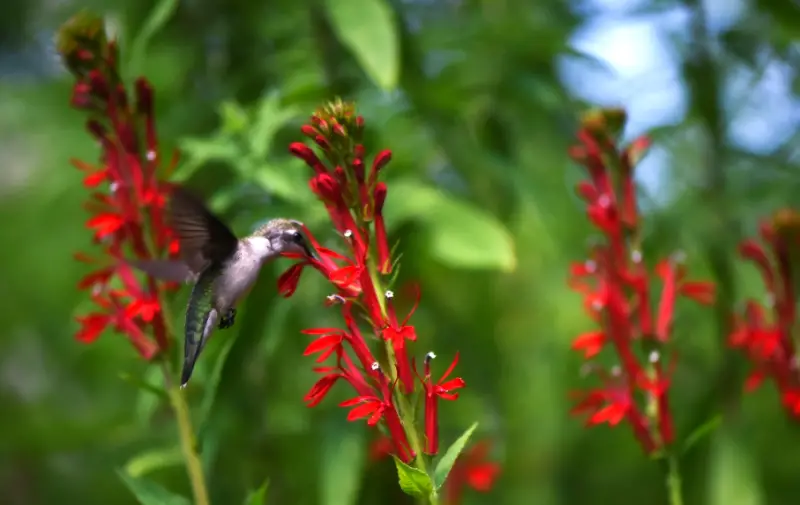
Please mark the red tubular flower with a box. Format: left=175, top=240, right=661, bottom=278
left=729, top=209, right=800, bottom=418
left=58, top=13, right=179, bottom=359
left=284, top=101, right=469, bottom=468
left=566, top=108, right=715, bottom=454
left=416, top=352, right=466, bottom=455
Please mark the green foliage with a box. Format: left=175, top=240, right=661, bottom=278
left=323, top=0, right=399, bottom=90
left=117, top=469, right=191, bottom=505
left=393, top=456, right=434, bottom=499
left=433, top=421, right=479, bottom=489
left=243, top=480, right=270, bottom=505
left=3, top=0, right=800, bottom=504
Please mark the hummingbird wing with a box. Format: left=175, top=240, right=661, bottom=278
left=168, top=186, right=239, bottom=274
left=126, top=259, right=197, bottom=283
left=181, top=267, right=219, bottom=388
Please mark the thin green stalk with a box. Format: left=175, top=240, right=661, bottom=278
left=666, top=455, right=684, bottom=505
left=161, top=363, right=211, bottom=505
left=367, top=258, right=438, bottom=505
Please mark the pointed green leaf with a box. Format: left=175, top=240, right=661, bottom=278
left=682, top=415, right=722, bottom=455
left=433, top=422, right=478, bottom=489
left=128, top=0, right=180, bottom=76
left=320, top=424, right=366, bottom=505
left=383, top=180, right=516, bottom=272
left=220, top=101, right=250, bottom=134
left=249, top=92, right=301, bottom=158
left=197, top=333, right=238, bottom=434
left=119, top=371, right=168, bottom=400
left=117, top=469, right=191, bottom=505
left=323, top=0, right=399, bottom=90
left=392, top=456, right=433, bottom=499
left=124, top=447, right=183, bottom=477
left=243, top=480, right=270, bottom=505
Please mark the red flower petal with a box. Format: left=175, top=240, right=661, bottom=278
left=75, top=314, right=110, bottom=343
left=571, top=331, right=605, bottom=358
left=680, top=281, right=716, bottom=304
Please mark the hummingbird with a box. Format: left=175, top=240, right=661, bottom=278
left=132, top=186, right=313, bottom=388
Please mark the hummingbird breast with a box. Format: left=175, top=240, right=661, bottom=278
left=212, top=242, right=269, bottom=310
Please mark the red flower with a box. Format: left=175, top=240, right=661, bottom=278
left=59, top=13, right=178, bottom=358
left=286, top=101, right=468, bottom=469
left=442, top=441, right=501, bottom=505
left=566, top=109, right=715, bottom=454
left=729, top=210, right=800, bottom=419
left=416, top=352, right=465, bottom=455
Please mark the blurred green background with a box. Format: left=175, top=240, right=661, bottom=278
left=1, top=0, right=799, bottom=504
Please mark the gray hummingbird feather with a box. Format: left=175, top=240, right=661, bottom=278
left=130, top=186, right=312, bottom=388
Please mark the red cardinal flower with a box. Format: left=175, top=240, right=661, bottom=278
left=416, top=352, right=466, bottom=455
left=729, top=209, right=800, bottom=419
left=285, top=101, right=471, bottom=472
left=566, top=109, right=715, bottom=454
left=59, top=13, right=179, bottom=359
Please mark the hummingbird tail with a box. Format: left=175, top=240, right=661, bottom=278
left=180, top=308, right=219, bottom=388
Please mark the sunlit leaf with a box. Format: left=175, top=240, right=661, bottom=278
left=243, top=480, right=270, bottom=505
left=708, top=431, right=764, bottom=505
left=174, top=138, right=240, bottom=181
left=384, top=180, right=516, bottom=272
left=323, top=0, right=399, bottom=90
left=117, top=469, right=191, bottom=505
left=124, top=447, right=183, bottom=477
left=128, top=0, right=180, bottom=76
left=392, top=456, right=433, bottom=499
left=433, top=421, right=478, bottom=489
left=220, top=101, right=250, bottom=134
left=320, top=424, right=366, bottom=505
left=249, top=92, right=302, bottom=158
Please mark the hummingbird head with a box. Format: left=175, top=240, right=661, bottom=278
left=255, top=219, right=314, bottom=258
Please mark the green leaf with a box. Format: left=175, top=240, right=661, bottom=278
left=323, top=0, right=399, bottom=90
left=243, top=480, right=270, bottom=505
left=219, top=101, right=250, bottom=134
left=174, top=138, right=240, bottom=181
left=708, top=430, right=763, bottom=505
left=128, top=0, right=180, bottom=76
left=320, top=424, right=366, bottom=505
left=197, top=332, right=238, bottom=435
left=383, top=180, right=516, bottom=272
left=392, top=456, right=433, bottom=499
left=433, top=421, right=478, bottom=489
left=119, top=371, right=168, bottom=400
left=249, top=92, right=301, bottom=158
left=682, top=415, right=722, bottom=455
left=124, top=447, right=183, bottom=477
left=117, top=469, right=191, bottom=505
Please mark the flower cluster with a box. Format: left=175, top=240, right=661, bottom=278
left=58, top=13, right=179, bottom=359
left=370, top=435, right=501, bottom=504
left=566, top=109, right=716, bottom=454
left=729, top=209, right=800, bottom=416
left=279, top=100, right=465, bottom=461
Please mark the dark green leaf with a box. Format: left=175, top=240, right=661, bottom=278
left=320, top=425, right=366, bottom=505
left=119, top=371, right=168, bottom=400
left=243, top=480, right=270, bottom=505
left=197, top=332, right=238, bottom=434
left=392, top=456, right=433, bottom=499
left=682, top=415, right=722, bottom=455
left=433, top=421, right=478, bottom=489
left=323, top=0, right=399, bottom=90
left=128, top=0, right=180, bottom=76
left=116, top=469, right=191, bottom=505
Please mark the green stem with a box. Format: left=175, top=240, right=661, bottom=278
left=162, top=364, right=211, bottom=505
left=367, top=258, right=438, bottom=505
left=666, top=454, right=684, bottom=505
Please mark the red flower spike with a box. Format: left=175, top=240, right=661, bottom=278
left=290, top=101, right=465, bottom=475
left=566, top=110, right=715, bottom=454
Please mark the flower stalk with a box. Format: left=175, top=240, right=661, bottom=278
left=281, top=100, right=468, bottom=502
left=566, top=108, right=716, bottom=504
left=58, top=13, right=211, bottom=505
